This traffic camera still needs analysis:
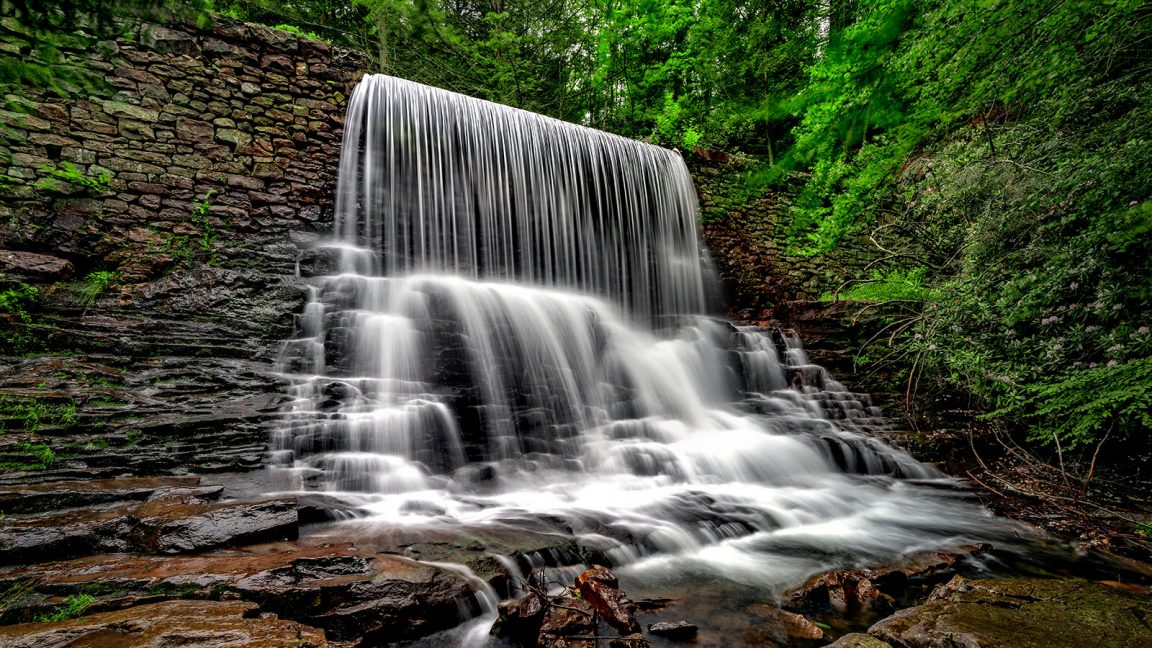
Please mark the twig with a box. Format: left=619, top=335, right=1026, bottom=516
left=1081, top=423, right=1114, bottom=500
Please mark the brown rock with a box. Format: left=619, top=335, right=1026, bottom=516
left=492, top=592, right=548, bottom=643
left=0, top=599, right=327, bottom=647
left=787, top=569, right=895, bottom=616
left=539, top=595, right=596, bottom=645
left=0, top=496, right=298, bottom=564
left=0, top=541, right=472, bottom=642
left=0, top=476, right=212, bottom=515
left=575, top=565, right=640, bottom=633
left=610, top=633, right=651, bottom=647
left=0, top=250, right=74, bottom=281
left=746, top=604, right=827, bottom=642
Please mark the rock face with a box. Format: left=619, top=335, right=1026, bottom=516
left=867, top=575, right=1152, bottom=648
left=0, top=14, right=366, bottom=486
left=688, top=151, right=877, bottom=310
left=0, top=599, right=328, bottom=647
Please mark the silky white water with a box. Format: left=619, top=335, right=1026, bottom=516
left=270, top=75, right=1012, bottom=639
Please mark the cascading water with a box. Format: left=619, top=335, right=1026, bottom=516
left=270, top=74, right=1012, bottom=643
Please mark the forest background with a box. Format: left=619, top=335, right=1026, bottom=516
left=5, top=0, right=1152, bottom=493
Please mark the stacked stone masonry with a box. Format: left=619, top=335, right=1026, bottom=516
left=689, top=150, right=879, bottom=313
left=0, top=16, right=367, bottom=349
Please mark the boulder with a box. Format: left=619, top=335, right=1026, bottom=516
left=868, top=575, right=1152, bottom=648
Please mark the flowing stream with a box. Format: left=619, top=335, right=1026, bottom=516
left=269, top=75, right=1014, bottom=644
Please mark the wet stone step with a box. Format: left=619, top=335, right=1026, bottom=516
left=0, top=476, right=214, bottom=514
left=0, top=541, right=475, bottom=643
left=0, top=599, right=329, bottom=647
left=0, top=495, right=298, bottom=565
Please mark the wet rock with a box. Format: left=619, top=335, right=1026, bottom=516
left=647, top=620, right=699, bottom=640
left=538, top=595, right=596, bottom=646
left=785, top=569, right=895, bottom=617
left=297, top=492, right=365, bottom=524
left=0, top=496, right=297, bottom=564
left=785, top=545, right=991, bottom=617
left=0, top=355, right=289, bottom=478
left=492, top=592, right=548, bottom=643
left=0, top=250, right=74, bottom=281
left=0, top=599, right=327, bottom=647
left=826, top=633, right=893, bottom=647
left=575, top=565, right=640, bottom=633
left=610, top=634, right=651, bottom=648
left=0, top=541, right=473, bottom=642
left=868, top=575, right=1152, bottom=648
left=0, top=476, right=214, bottom=514
left=745, top=604, right=827, bottom=642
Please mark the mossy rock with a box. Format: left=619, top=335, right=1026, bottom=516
left=868, top=575, right=1152, bottom=648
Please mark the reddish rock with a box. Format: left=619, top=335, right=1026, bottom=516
left=0, top=541, right=472, bottom=642
left=0, top=599, right=327, bottom=647
left=786, top=569, right=895, bottom=616
left=575, top=565, right=640, bottom=633
left=538, top=595, right=596, bottom=646
left=0, top=476, right=213, bottom=515
left=0, top=496, right=298, bottom=564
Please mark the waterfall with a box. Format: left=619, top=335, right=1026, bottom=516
left=270, top=74, right=1008, bottom=600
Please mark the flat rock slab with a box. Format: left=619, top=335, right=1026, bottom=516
left=0, top=540, right=473, bottom=642
left=0, top=599, right=327, bottom=647
left=868, top=575, right=1152, bottom=648
left=0, top=476, right=216, bottom=514
left=826, top=633, right=893, bottom=647
left=0, top=249, right=74, bottom=280
left=0, top=496, right=297, bottom=564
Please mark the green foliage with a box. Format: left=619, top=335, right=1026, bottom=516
left=81, top=271, right=117, bottom=309
left=0, top=284, right=37, bottom=324
left=35, top=593, right=94, bottom=622
left=19, top=442, right=56, bottom=470
left=822, top=267, right=934, bottom=303
left=759, top=0, right=1152, bottom=469
left=271, top=23, right=324, bottom=41
left=0, top=396, right=78, bottom=433
left=190, top=189, right=219, bottom=252
left=591, top=0, right=818, bottom=149
left=0, top=283, right=41, bottom=354
left=772, top=0, right=1150, bottom=252
left=35, top=162, right=112, bottom=196
left=989, top=357, right=1152, bottom=450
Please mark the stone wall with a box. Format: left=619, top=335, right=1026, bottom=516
left=0, top=16, right=366, bottom=351
left=0, top=16, right=367, bottom=476
left=690, top=150, right=879, bottom=315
